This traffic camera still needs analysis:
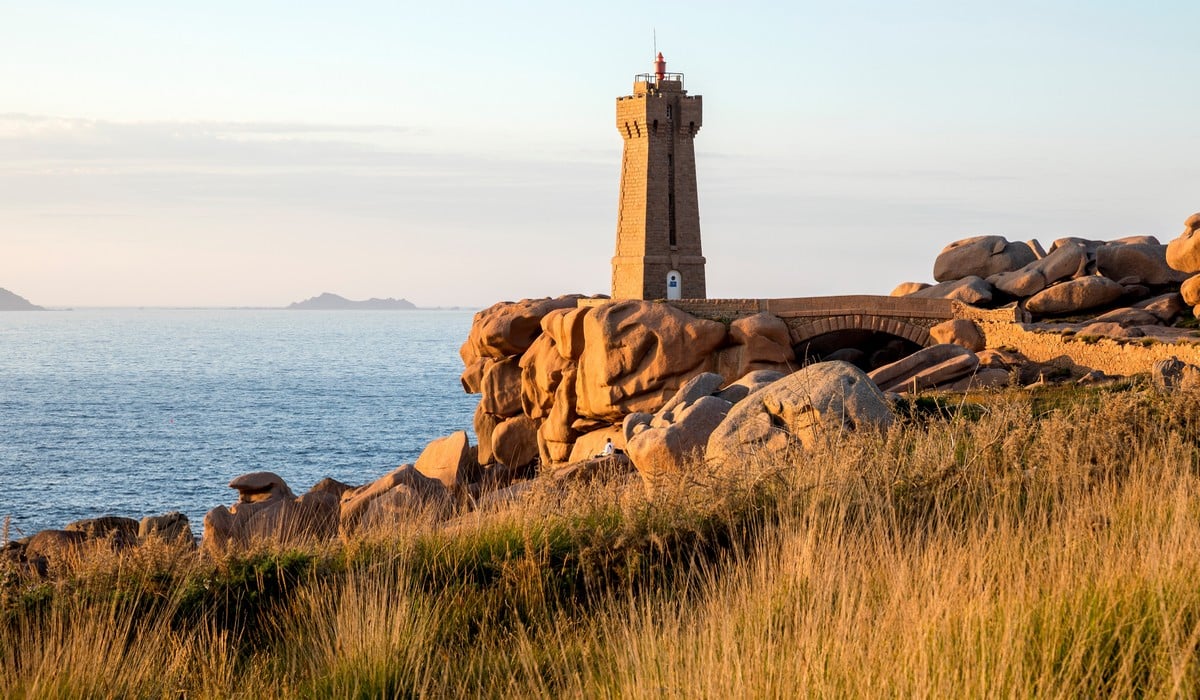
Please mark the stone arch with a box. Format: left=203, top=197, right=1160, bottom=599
left=788, top=315, right=933, bottom=348
left=788, top=315, right=933, bottom=371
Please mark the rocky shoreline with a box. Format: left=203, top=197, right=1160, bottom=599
left=5, top=212, right=1200, bottom=573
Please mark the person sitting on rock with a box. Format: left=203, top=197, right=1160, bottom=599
left=601, top=438, right=615, bottom=458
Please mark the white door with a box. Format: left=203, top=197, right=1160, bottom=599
left=667, top=270, right=682, bottom=300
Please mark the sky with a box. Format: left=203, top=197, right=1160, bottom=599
left=2, top=1, right=1198, bottom=307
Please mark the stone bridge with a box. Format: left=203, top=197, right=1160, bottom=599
left=579, top=295, right=1022, bottom=364
left=575, top=295, right=1021, bottom=367
left=665, top=295, right=1022, bottom=349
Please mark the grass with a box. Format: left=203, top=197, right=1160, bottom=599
left=4, top=386, right=1200, bottom=697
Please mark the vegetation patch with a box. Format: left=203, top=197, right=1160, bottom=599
left=4, top=386, right=1200, bottom=696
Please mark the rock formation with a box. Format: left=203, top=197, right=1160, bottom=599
left=624, top=373, right=732, bottom=485
left=203, top=472, right=342, bottom=555
left=908, top=276, right=994, bottom=305
left=705, top=362, right=894, bottom=467
left=879, top=219, right=1200, bottom=351
left=574, top=300, right=727, bottom=421
left=139, top=512, right=194, bottom=544
left=338, top=464, right=449, bottom=535
left=929, top=319, right=986, bottom=352
left=868, top=344, right=983, bottom=393
left=933, top=236, right=1037, bottom=282
left=1166, top=214, right=1200, bottom=273
left=1024, top=276, right=1125, bottom=315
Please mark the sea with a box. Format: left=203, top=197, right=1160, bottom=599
left=0, top=309, right=479, bottom=538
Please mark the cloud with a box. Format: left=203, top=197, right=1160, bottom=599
left=0, top=113, right=440, bottom=172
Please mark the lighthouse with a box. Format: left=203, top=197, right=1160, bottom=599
left=612, top=53, right=706, bottom=300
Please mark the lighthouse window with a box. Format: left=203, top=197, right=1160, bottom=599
left=667, top=105, right=672, bottom=120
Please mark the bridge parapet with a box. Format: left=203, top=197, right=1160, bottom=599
left=580, top=296, right=1023, bottom=323
left=577, top=295, right=1025, bottom=349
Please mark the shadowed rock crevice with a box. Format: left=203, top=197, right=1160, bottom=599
left=795, top=330, right=924, bottom=372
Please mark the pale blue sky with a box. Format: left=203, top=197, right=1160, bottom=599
left=2, top=1, right=1198, bottom=306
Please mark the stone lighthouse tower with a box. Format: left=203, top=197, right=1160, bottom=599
left=612, top=53, right=706, bottom=300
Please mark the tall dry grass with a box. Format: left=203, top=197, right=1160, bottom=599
left=3, top=384, right=1200, bottom=698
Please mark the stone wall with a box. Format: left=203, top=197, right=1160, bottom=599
left=980, top=321, right=1200, bottom=376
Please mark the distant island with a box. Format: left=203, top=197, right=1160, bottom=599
left=287, top=292, right=417, bottom=310
left=0, top=287, right=44, bottom=311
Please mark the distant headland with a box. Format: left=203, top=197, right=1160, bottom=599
left=287, top=292, right=417, bottom=310
left=0, top=288, right=44, bottom=311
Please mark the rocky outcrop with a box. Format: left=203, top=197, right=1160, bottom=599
left=908, top=276, right=994, bottom=305
left=705, top=362, right=893, bottom=467
left=460, top=295, right=584, bottom=393
left=1025, top=276, right=1125, bottom=315
left=717, top=313, right=796, bottom=379
left=715, top=369, right=786, bottom=404
left=203, top=473, right=342, bottom=555
left=906, top=220, right=1200, bottom=331
left=24, top=530, right=87, bottom=567
left=414, top=431, right=477, bottom=488
left=519, top=332, right=570, bottom=421
left=543, top=453, right=634, bottom=485
left=339, top=464, right=449, bottom=534
left=492, top=416, right=539, bottom=468
left=1087, top=307, right=1160, bottom=328
left=480, top=356, right=524, bottom=417
left=933, top=368, right=1010, bottom=392
left=1166, top=213, right=1200, bottom=273
left=929, top=319, right=985, bottom=352
left=537, top=364, right=580, bottom=464
left=139, top=512, right=193, bottom=544
left=65, top=516, right=139, bottom=544
left=624, top=373, right=732, bottom=484
left=541, top=306, right=592, bottom=362
left=1134, top=293, right=1186, bottom=323
left=890, top=282, right=930, bottom=297
left=1075, top=321, right=1145, bottom=340
left=1151, top=357, right=1200, bottom=391
left=566, top=426, right=623, bottom=463
left=1183, top=276, right=1200, bottom=308
left=867, top=344, right=981, bottom=394
left=987, top=242, right=1087, bottom=297
left=462, top=296, right=584, bottom=362
left=229, top=471, right=295, bottom=503
left=575, top=300, right=727, bottom=422
left=473, top=405, right=501, bottom=466
left=1096, top=243, right=1189, bottom=286
left=933, top=236, right=1037, bottom=282
left=629, top=395, right=731, bottom=485
left=10, top=511, right=194, bottom=574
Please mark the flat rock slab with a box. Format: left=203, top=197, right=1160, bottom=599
left=867, top=343, right=973, bottom=389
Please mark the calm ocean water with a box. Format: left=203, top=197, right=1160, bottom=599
left=0, top=309, right=478, bottom=538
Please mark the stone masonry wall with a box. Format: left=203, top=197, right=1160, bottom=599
left=980, top=321, right=1200, bottom=376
